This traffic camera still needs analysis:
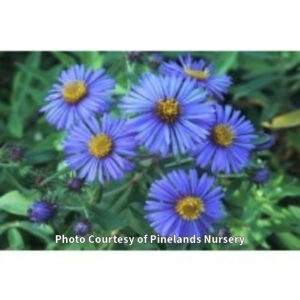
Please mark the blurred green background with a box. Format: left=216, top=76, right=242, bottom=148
left=0, top=51, right=299, bottom=250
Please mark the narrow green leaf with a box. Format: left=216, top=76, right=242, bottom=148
left=11, top=52, right=41, bottom=109
left=8, top=228, right=24, bottom=250
left=25, top=150, right=59, bottom=165
left=288, top=206, right=300, bottom=220
left=233, top=74, right=279, bottom=99
left=216, top=52, right=238, bottom=73
left=8, top=112, right=23, bottom=138
left=52, top=52, right=76, bottom=67
left=276, top=232, right=300, bottom=249
left=77, top=52, right=103, bottom=68
left=17, top=221, right=54, bottom=243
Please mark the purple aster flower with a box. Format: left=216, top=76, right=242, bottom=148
left=74, top=220, right=90, bottom=236
left=40, top=65, right=115, bottom=130
left=120, top=73, right=214, bottom=156
left=252, top=167, right=270, bottom=184
left=28, top=200, right=57, bottom=223
left=64, top=114, right=137, bottom=184
left=145, top=169, right=225, bottom=237
left=192, top=105, right=257, bottom=173
left=160, top=54, right=232, bottom=101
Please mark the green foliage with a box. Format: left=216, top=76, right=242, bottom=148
left=263, top=109, right=300, bottom=129
left=0, top=51, right=300, bottom=250
left=0, top=190, right=35, bottom=215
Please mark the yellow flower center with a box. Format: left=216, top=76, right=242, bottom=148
left=212, top=124, right=235, bottom=147
left=62, top=81, right=87, bottom=104
left=175, top=196, right=204, bottom=220
left=157, top=99, right=180, bottom=123
left=88, top=134, right=113, bottom=158
left=184, top=67, right=209, bottom=80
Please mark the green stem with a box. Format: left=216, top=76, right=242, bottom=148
left=74, top=194, right=90, bottom=218
left=5, top=171, right=28, bottom=192
left=165, top=158, right=193, bottom=168
left=40, top=167, right=69, bottom=186
left=92, top=186, right=103, bottom=203
left=217, top=173, right=248, bottom=179
left=0, top=222, right=20, bottom=235
left=83, top=205, right=90, bottom=218
left=102, top=181, right=132, bottom=199
left=102, top=172, right=144, bottom=199
left=0, top=163, right=17, bottom=168
left=63, top=206, right=83, bottom=212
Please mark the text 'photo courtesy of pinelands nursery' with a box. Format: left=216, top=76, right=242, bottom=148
left=0, top=51, right=300, bottom=250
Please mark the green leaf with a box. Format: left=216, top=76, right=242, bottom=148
left=0, top=191, right=35, bottom=216
left=124, top=204, right=153, bottom=236
left=91, top=206, right=128, bottom=230
left=25, top=150, right=59, bottom=165
left=52, top=52, right=76, bottom=67
left=16, top=63, right=54, bottom=86
left=0, top=101, right=10, bottom=116
left=264, top=174, right=300, bottom=202
left=8, top=112, right=23, bottom=138
left=276, top=232, right=300, bottom=249
left=262, top=109, right=300, bottom=129
left=288, top=206, right=300, bottom=220
left=17, top=221, right=54, bottom=243
left=286, top=130, right=300, bottom=152
left=252, top=132, right=272, bottom=145
left=32, top=132, right=65, bottom=152
left=8, top=228, right=24, bottom=250
left=11, top=52, right=41, bottom=110
left=77, top=52, right=103, bottom=68
left=216, top=52, right=238, bottom=73
left=232, top=74, right=280, bottom=99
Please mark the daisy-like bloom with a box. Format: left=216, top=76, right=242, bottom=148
left=192, top=105, right=256, bottom=173
left=145, top=169, right=224, bottom=237
left=40, top=65, right=115, bottom=130
left=160, top=55, right=232, bottom=101
left=64, top=114, right=137, bottom=184
left=120, top=73, right=214, bottom=156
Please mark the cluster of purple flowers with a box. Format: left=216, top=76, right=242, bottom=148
left=33, top=54, right=268, bottom=238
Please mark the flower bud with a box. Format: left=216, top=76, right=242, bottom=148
left=73, top=220, right=90, bottom=236
left=67, top=178, right=83, bottom=192
left=128, top=51, right=143, bottom=63
left=252, top=168, right=270, bottom=184
left=28, top=201, right=57, bottom=223
left=9, top=146, right=24, bottom=161
left=148, top=53, right=163, bottom=69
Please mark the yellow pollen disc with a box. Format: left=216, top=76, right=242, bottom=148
left=212, top=124, right=235, bottom=147
left=157, top=99, right=180, bottom=123
left=175, top=196, right=204, bottom=220
left=88, top=134, right=113, bottom=158
left=184, top=67, right=209, bottom=80
left=62, top=81, right=87, bottom=104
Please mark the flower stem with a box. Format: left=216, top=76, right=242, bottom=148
left=40, top=167, right=69, bottom=186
